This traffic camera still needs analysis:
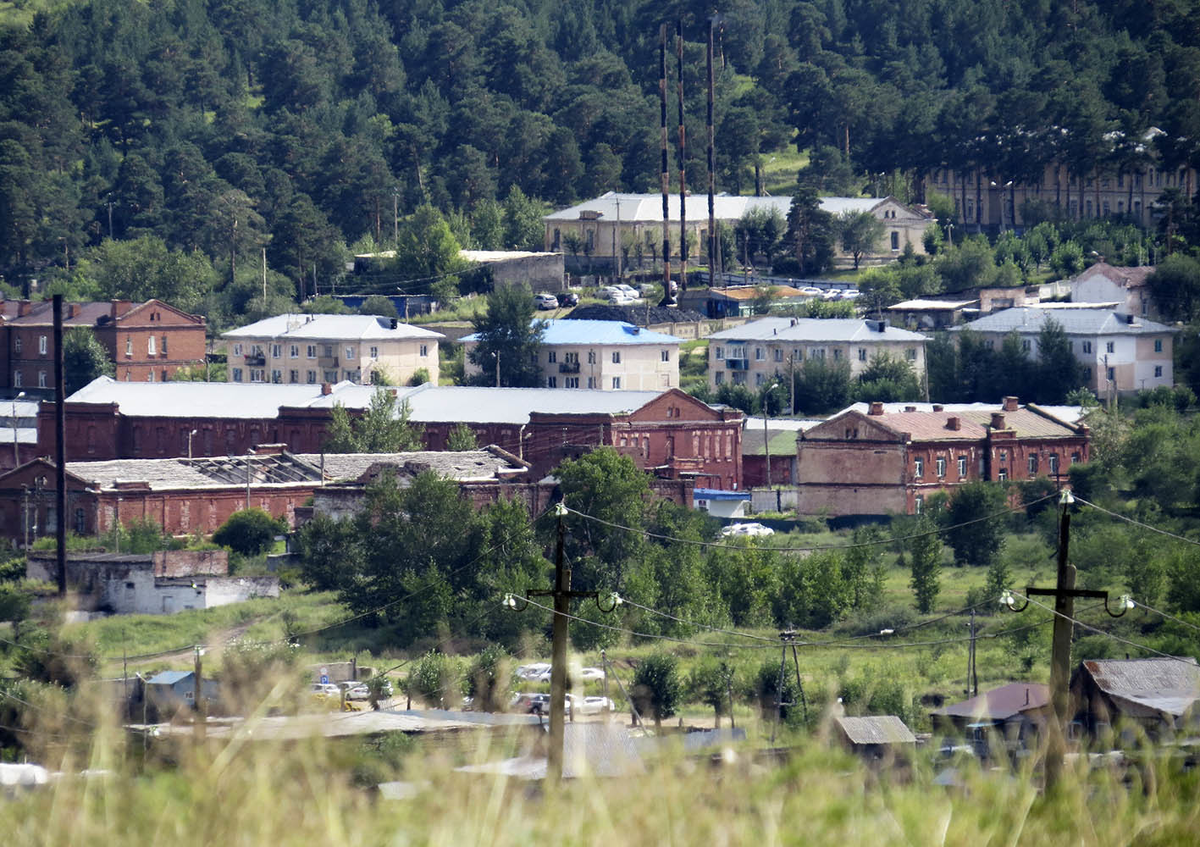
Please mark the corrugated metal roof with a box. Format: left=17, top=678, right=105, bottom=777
left=222, top=313, right=444, bottom=341
left=707, top=317, right=927, bottom=343
left=295, top=450, right=527, bottom=482
left=931, top=683, right=1051, bottom=721
left=741, top=429, right=799, bottom=456
left=826, top=405, right=1082, bottom=442
left=836, top=715, right=916, bottom=745
left=956, top=307, right=1173, bottom=336
left=840, top=402, right=1085, bottom=424
left=1081, top=657, right=1200, bottom=718
left=147, top=670, right=193, bottom=686
left=462, top=319, right=681, bottom=346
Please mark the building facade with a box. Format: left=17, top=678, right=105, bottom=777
left=222, top=314, right=444, bottom=387
left=706, top=317, right=928, bottom=393
left=0, top=299, right=205, bottom=391
left=794, top=397, right=1091, bottom=516
left=953, top=307, right=1175, bottom=396
left=1070, top=263, right=1158, bottom=320
left=543, top=193, right=933, bottom=273
left=462, top=320, right=681, bottom=391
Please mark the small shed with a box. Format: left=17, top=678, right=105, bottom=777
left=1070, top=657, right=1200, bottom=742
left=931, top=683, right=1051, bottom=757
left=835, top=715, right=916, bottom=761
left=144, top=670, right=220, bottom=718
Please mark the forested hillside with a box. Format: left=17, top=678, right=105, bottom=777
left=2, top=0, right=1198, bottom=320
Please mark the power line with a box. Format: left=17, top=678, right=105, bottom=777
left=1075, top=496, right=1200, bottom=548
left=612, top=595, right=779, bottom=643
left=561, top=492, right=1055, bottom=554
left=1131, top=600, right=1200, bottom=634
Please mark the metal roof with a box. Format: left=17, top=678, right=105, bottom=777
left=1072, top=262, right=1155, bottom=290
left=821, top=404, right=1083, bottom=442
left=66, top=453, right=322, bottom=492
left=841, top=401, right=1085, bottom=425
left=741, top=429, right=800, bottom=456
left=955, top=307, right=1174, bottom=336
left=222, top=313, right=444, bottom=341
left=314, top=383, right=664, bottom=425
left=296, top=449, right=527, bottom=482
left=888, top=299, right=977, bottom=311
left=1079, top=657, right=1200, bottom=718
left=147, top=670, right=193, bottom=686
left=543, top=192, right=917, bottom=223
left=706, top=317, right=927, bottom=343
left=931, top=683, right=1051, bottom=721
left=836, top=715, right=916, bottom=745
left=461, top=319, right=681, bottom=346
left=65, top=376, right=347, bottom=418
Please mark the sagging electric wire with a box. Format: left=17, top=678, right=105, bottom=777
left=1074, top=496, right=1200, bottom=548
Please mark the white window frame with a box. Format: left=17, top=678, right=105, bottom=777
left=345, top=346, right=355, bottom=360
left=307, top=345, right=317, bottom=358
left=148, top=335, right=157, bottom=356
left=369, top=346, right=378, bottom=358
left=936, top=457, right=946, bottom=477
left=612, top=376, right=621, bottom=389
left=914, top=458, right=923, bottom=478
left=612, top=351, right=621, bottom=364
left=290, top=345, right=299, bottom=358
left=420, top=345, right=428, bottom=357
left=39, top=335, right=47, bottom=355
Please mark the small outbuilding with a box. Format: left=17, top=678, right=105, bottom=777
left=835, top=715, right=916, bottom=762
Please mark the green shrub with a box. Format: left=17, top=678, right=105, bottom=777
left=212, top=509, right=286, bottom=556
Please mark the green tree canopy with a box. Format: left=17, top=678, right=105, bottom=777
left=62, top=327, right=115, bottom=395
left=467, top=284, right=545, bottom=387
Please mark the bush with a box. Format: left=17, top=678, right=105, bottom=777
left=212, top=509, right=286, bottom=556
left=467, top=644, right=512, bottom=712
left=632, top=653, right=681, bottom=727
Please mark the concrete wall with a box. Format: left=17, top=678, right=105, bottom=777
left=709, top=336, right=927, bottom=391
left=485, top=254, right=565, bottom=293
left=227, top=336, right=439, bottom=387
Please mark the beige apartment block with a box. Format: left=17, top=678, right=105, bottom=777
left=461, top=319, right=680, bottom=391
left=953, top=308, right=1175, bottom=397
left=705, top=317, right=929, bottom=392
left=222, top=314, right=444, bottom=387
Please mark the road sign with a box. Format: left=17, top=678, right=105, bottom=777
left=320, top=666, right=329, bottom=685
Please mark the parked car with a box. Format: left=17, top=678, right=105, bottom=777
left=566, top=695, right=616, bottom=715
left=840, top=289, right=861, bottom=300
left=821, top=288, right=842, bottom=300
left=310, top=683, right=342, bottom=698
left=512, top=692, right=571, bottom=716
left=799, top=286, right=823, bottom=296
left=345, top=684, right=371, bottom=701
left=578, top=666, right=605, bottom=682
left=556, top=291, right=579, bottom=307
left=720, top=522, right=775, bottom=538
left=516, top=663, right=552, bottom=680
left=615, top=283, right=639, bottom=298
left=535, top=292, right=559, bottom=310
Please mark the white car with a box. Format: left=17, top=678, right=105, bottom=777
left=345, top=684, right=371, bottom=701
left=578, top=666, right=605, bottom=681
left=821, top=288, right=842, bottom=300
left=615, top=284, right=639, bottom=297
left=310, top=683, right=342, bottom=698
left=799, top=286, right=823, bottom=297
left=516, top=663, right=552, bottom=680
left=720, top=522, right=775, bottom=538
left=566, top=694, right=616, bottom=715
left=535, top=292, right=559, bottom=310
left=840, top=289, right=861, bottom=300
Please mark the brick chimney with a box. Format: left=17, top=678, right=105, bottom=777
left=110, top=300, right=133, bottom=319
left=17, top=300, right=31, bottom=317
left=991, top=412, right=1006, bottom=430
left=868, top=401, right=884, bottom=416
left=67, top=303, right=77, bottom=319
left=1003, top=396, right=1019, bottom=412
left=321, top=382, right=333, bottom=396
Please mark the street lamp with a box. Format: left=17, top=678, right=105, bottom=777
left=11, top=391, right=24, bottom=468
left=763, top=382, right=779, bottom=493
left=187, top=429, right=199, bottom=459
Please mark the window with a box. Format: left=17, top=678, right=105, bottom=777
left=345, top=346, right=355, bottom=360
left=369, top=346, right=378, bottom=358
left=773, top=348, right=782, bottom=362
left=755, top=373, right=765, bottom=386
left=546, top=376, right=557, bottom=388
left=290, top=345, right=299, bottom=358
left=124, top=337, right=132, bottom=357
left=148, top=335, right=157, bottom=356
left=914, top=495, right=923, bottom=514
left=1082, top=341, right=1092, bottom=354
left=547, top=351, right=557, bottom=363
left=958, top=456, right=967, bottom=477
left=1021, top=339, right=1031, bottom=352
left=714, top=371, right=725, bottom=385
left=13, top=337, right=20, bottom=355
left=936, top=457, right=946, bottom=477
left=890, top=231, right=899, bottom=250
left=612, top=377, right=621, bottom=389
left=564, top=352, right=578, bottom=364
left=324, top=370, right=337, bottom=382
left=1071, top=452, right=1080, bottom=465
left=271, top=369, right=282, bottom=384
left=160, top=335, right=167, bottom=355
left=662, top=349, right=670, bottom=362
left=232, top=367, right=243, bottom=382
left=289, top=370, right=299, bottom=383
left=37, top=371, right=47, bottom=388
left=713, top=346, right=723, bottom=360
left=419, top=345, right=428, bottom=357
left=914, top=458, right=924, bottom=478
left=1155, top=365, right=1163, bottom=378
left=39, top=335, right=47, bottom=355
left=755, top=347, right=764, bottom=361
left=1106, top=341, right=1115, bottom=353
left=565, top=377, right=579, bottom=388
left=832, top=348, right=842, bottom=360
left=1106, top=367, right=1115, bottom=381
left=998, top=468, right=1008, bottom=482
left=1154, top=339, right=1163, bottom=353
left=271, top=344, right=281, bottom=359
left=905, top=348, right=916, bottom=361
left=612, top=351, right=621, bottom=364
left=587, top=377, right=596, bottom=388
left=324, top=345, right=334, bottom=358
left=1083, top=367, right=1092, bottom=381
left=811, top=348, right=825, bottom=359
left=14, top=371, right=21, bottom=389
left=858, top=348, right=867, bottom=362
left=307, top=345, right=316, bottom=358
left=1048, top=455, right=1059, bottom=474
left=588, top=350, right=597, bottom=364
left=306, top=370, right=316, bottom=384
left=1028, top=454, right=1038, bottom=474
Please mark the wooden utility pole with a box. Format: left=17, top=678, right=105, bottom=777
left=706, top=16, right=718, bottom=289
left=193, top=645, right=206, bottom=744
left=659, top=24, right=672, bottom=303
left=53, top=295, right=66, bottom=598
left=676, top=20, right=687, bottom=292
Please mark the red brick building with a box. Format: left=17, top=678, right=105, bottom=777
left=0, top=298, right=205, bottom=392
left=43, top=382, right=744, bottom=489
left=795, top=397, right=1090, bottom=516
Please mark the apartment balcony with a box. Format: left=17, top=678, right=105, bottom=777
left=558, top=362, right=581, bottom=374
left=726, top=358, right=750, bottom=370
left=244, top=354, right=266, bottom=366
left=318, top=356, right=339, bottom=368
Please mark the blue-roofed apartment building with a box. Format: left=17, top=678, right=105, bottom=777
left=952, top=307, right=1175, bottom=397
left=462, top=320, right=681, bottom=391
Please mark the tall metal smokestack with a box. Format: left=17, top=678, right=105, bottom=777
left=707, top=15, right=717, bottom=289
left=676, top=20, right=687, bottom=293
left=659, top=24, right=672, bottom=303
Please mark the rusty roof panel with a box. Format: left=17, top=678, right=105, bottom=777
left=1081, top=657, right=1200, bottom=718
left=931, top=683, right=1051, bottom=721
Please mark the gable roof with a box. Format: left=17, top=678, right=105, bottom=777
left=707, top=317, right=927, bottom=343
left=806, top=404, right=1084, bottom=443
left=3, top=299, right=202, bottom=328
left=1073, top=262, right=1155, bottom=290
left=836, top=715, right=916, bottom=745
left=956, top=307, right=1173, bottom=336
left=462, top=319, right=681, bottom=346
left=931, top=683, right=1051, bottom=721
left=1076, top=657, right=1200, bottom=718
left=66, top=376, right=349, bottom=418
left=147, top=670, right=193, bottom=686
left=222, top=313, right=444, bottom=341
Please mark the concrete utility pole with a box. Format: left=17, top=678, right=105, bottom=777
left=707, top=15, right=719, bottom=289
left=676, top=20, right=687, bottom=292
left=53, top=295, right=66, bottom=598
left=659, top=24, right=672, bottom=303
left=12, top=391, right=24, bottom=468
left=193, top=645, right=206, bottom=744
